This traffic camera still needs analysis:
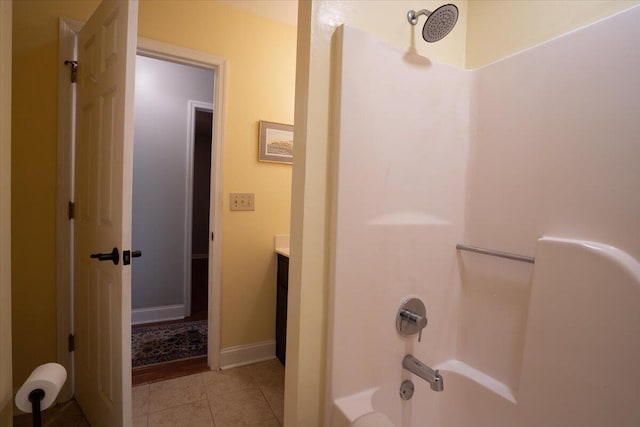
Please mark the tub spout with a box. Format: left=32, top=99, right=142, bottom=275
left=402, top=354, right=444, bottom=392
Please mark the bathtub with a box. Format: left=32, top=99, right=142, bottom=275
left=333, top=359, right=518, bottom=427
left=330, top=237, right=640, bottom=427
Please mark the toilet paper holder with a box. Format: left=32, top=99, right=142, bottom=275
left=15, top=363, right=67, bottom=427
left=27, top=389, right=46, bottom=427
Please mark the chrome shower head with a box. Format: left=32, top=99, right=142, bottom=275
left=407, top=4, right=459, bottom=43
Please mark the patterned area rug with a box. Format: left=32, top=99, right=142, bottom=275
left=132, top=320, right=208, bottom=367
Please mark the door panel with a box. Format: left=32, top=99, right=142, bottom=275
left=74, top=1, right=138, bottom=425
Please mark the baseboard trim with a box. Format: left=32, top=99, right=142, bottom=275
left=132, top=304, right=185, bottom=325
left=219, top=340, right=276, bottom=370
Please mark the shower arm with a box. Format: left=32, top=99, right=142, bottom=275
left=407, top=9, right=432, bottom=25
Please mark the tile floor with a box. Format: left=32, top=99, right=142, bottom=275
left=134, top=359, right=284, bottom=427
left=14, top=359, right=284, bottom=427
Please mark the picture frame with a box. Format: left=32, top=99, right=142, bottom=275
left=259, top=120, right=294, bottom=164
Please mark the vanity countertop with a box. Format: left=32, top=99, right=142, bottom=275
left=275, top=248, right=290, bottom=258
left=274, top=234, right=290, bottom=258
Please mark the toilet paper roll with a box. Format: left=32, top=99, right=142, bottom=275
left=352, top=411, right=395, bottom=427
left=15, top=363, right=67, bottom=413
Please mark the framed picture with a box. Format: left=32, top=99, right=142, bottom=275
left=259, top=121, right=294, bottom=164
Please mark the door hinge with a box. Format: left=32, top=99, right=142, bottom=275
left=68, top=201, right=75, bottom=220
left=64, top=60, right=78, bottom=83
left=211, top=232, right=214, bottom=241
left=68, top=334, right=75, bottom=352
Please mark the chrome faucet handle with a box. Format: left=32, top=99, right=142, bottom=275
left=399, top=309, right=427, bottom=341
left=396, top=297, right=428, bottom=342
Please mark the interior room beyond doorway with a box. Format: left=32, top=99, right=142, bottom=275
left=131, top=54, right=215, bottom=381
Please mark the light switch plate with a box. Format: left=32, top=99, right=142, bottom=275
left=230, top=193, right=255, bottom=211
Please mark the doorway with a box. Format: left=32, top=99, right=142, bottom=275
left=56, top=26, right=228, bottom=401
left=190, top=107, right=213, bottom=316
left=131, top=54, right=214, bottom=382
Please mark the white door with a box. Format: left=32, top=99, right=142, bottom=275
left=74, top=1, right=138, bottom=425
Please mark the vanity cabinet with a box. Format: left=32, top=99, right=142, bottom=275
left=276, top=254, right=289, bottom=365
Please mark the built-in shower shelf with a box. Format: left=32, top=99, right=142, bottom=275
left=436, top=359, right=517, bottom=403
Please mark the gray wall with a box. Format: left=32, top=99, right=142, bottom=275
left=132, top=55, right=213, bottom=310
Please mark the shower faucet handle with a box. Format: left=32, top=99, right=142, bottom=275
left=400, top=309, right=427, bottom=341
left=396, top=297, right=428, bottom=342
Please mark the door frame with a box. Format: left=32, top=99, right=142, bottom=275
left=57, top=25, right=228, bottom=389
left=184, top=100, right=214, bottom=317
left=0, top=1, right=12, bottom=423
left=56, top=17, right=83, bottom=402
left=136, top=39, right=226, bottom=372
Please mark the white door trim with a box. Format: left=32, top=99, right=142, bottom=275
left=56, top=17, right=83, bottom=402
left=184, top=100, right=214, bottom=318
left=57, top=30, right=227, bottom=374
left=137, top=38, right=226, bottom=371
left=131, top=304, right=185, bottom=325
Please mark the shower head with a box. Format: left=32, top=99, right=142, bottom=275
left=407, top=4, right=459, bottom=43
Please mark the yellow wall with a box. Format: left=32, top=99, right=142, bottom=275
left=466, top=0, right=640, bottom=68
left=136, top=1, right=296, bottom=349
left=11, top=0, right=295, bottom=390
left=11, top=0, right=100, bottom=391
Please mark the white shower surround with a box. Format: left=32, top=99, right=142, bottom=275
left=328, top=6, right=640, bottom=427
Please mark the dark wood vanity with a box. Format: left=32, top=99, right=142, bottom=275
left=276, top=254, right=289, bottom=365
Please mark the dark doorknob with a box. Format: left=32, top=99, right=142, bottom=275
left=90, top=247, right=119, bottom=265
